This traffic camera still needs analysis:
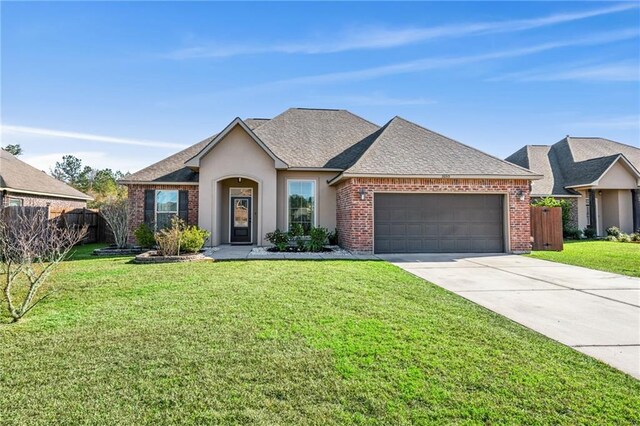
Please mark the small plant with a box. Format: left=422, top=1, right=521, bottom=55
left=134, top=223, right=156, bottom=248
left=155, top=216, right=184, bottom=256
left=606, top=226, right=622, bottom=237
left=630, top=233, right=640, bottom=242
left=307, top=227, right=329, bottom=252
left=327, top=228, right=339, bottom=245
left=180, top=226, right=210, bottom=253
left=563, top=227, right=582, bottom=240
left=583, top=227, right=597, bottom=239
left=265, top=229, right=290, bottom=251
left=100, top=199, right=130, bottom=248
left=618, top=233, right=632, bottom=243
left=289, top=223, right=305, bottom=237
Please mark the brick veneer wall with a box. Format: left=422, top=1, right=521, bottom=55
left=336, top=177, right=532, bottom=254
left=1, top=191, right=87, bottom=211
left=126, top=184, right=199, bottom=242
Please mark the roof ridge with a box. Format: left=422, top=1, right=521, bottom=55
left=392, top=116, right=538, bottom=176
left=343, top=118, right=395, bottom=172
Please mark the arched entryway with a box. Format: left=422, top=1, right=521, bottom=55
left=216, top=176, right=260, bottom=245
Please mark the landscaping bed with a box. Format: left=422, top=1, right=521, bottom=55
left=92, top=245, right=146, bottom=256
left=133, top=247, right=218, bottom=263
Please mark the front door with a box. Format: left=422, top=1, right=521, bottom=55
left=230, top=196, right=252, bottom=244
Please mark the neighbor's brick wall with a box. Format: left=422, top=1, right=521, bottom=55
left=126, top=184, right=199, bottom=243
left=336, top=177, right=532, bottom=254
left=1, top=191, right=87, bottom=211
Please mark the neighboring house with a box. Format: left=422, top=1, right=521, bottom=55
left=0, top=149, right=92, bottom=211
left=122, top=108, right=540, bottom=254
left=506, top=137, right=640, bottom=235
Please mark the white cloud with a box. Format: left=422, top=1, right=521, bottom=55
left=491, top=62, right=639, bottom=82
left=244, top=28, right=639, bottom=89
left=165, top=3, right=638, bottom=59
left=1, top=125, right=187, bottom=149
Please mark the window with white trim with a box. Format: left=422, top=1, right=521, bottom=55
left=8, top=198, right=23, bottom=207
left=287, top=180, right=315, bottom=233
left=156, top=190, right=178, bottom=229
left=585, top=194, right=591, bottom=226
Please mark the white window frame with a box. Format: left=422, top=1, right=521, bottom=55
left=155, top=189, right=179, bottom=230
left=229, top=187, right=254, bottom=244
left=7, top=197, right=23, bottom=207
left=286, top=179, right=317, bottom=232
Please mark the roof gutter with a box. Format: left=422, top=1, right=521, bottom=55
left=0, top=187, right=93, bottom=201
left=118, top=181, right=199, bottom=186
left=328, top=173, right=543, bottom=186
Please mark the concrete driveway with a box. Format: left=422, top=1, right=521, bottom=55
left=379, top=253, right=640, bottom=379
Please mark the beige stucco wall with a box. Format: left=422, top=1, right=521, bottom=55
left=276, top=170, right=338, bottom=232
left=597, top=161, right=638, bottom=189
left=198, top=125, right=278, bottom=246
left=600, top=189, right=634, bottom=234
left=618, top=190, right=634, bottom=233
left=576, top=191, right=588, bottom=230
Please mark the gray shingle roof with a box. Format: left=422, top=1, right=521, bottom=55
left=124, top=108, right=541, bottom=184
left=343, top=117, right=539, bottom=177
left=0, top=150, right=92, bottom=200
left=505, top=136, right=640, bottom=196
left=252, top=108, right=380, bottom=168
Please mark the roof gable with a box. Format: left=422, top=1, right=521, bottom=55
left=0, top=150, right=92, bottom=200
left=185, top=118, right=287, bottom=169
left=341, top=117, right=540, bottom=178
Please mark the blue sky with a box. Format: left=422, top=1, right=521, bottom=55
left=2, top=1, right=639, bottom=174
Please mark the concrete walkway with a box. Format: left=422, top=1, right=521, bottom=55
left=379, top=253, right=640, bottom=379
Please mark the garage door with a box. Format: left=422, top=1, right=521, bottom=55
left=374, top=193, right=504, bottom=253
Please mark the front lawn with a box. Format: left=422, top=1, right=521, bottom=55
left=528, top=240, right=640, bottom=278
left=1, top=245, right=638, bottom=424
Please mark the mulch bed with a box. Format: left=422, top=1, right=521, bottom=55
left=133, top=250, right=212, bottom=264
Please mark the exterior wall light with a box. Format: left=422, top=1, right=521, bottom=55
left=359, top=188, right=367, bottom=201
left=515, top=189, right=525, bottom=201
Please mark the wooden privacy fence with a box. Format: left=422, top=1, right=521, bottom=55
left=2, top=206, right=112, bottom=244
left=530, top=206, right=563, bottom=251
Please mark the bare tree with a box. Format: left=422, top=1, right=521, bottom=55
left=100, top=199, right=130, bottom=248
left=0, top=208, right=87, bottom=322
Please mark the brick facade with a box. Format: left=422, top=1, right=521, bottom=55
left=127, top=184, right=199, bottom=243
left=0, top=191, right=87, bottom=211
left=336, top=177, right=532, bottom=254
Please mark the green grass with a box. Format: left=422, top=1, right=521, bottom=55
left=1, top=244, right=638, bottom=425
left=528, top=240, right=640, bottom=278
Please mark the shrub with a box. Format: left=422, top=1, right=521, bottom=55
left=155, top=217, right=184, bottom=256
left=180, top=226, right=210, bottom=253
left=307, top=227, right=329, bottom=252
left=134, top=223, right=156, bottom=248
left=605, top=235, right=618, bottom=242
left=583, top=227, right=597, bottom=239
left=265, top=229, right=289, bottom=251
left=289, top=223, right=305, bottom=237
left=606, top=226, right=621, bottom=237
left=618, top=233, right=632, bottom=243
left=327, top=228, right=339, bottom=245
left=631, top=233, right=640, bottom=242
left=563, top=227, right=582, bottom=240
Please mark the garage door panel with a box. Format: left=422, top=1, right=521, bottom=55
left=374, top=194, right=504, bottom=254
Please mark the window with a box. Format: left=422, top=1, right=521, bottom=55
left=230, top=188, right=253, bottom=197
left=8, top=198, right=23, bottom=207
left=287, top=180, right=315, bottom=233
left=585, top=193, right=591, bottom=226
left=156, top=190, right=178, bottom=229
